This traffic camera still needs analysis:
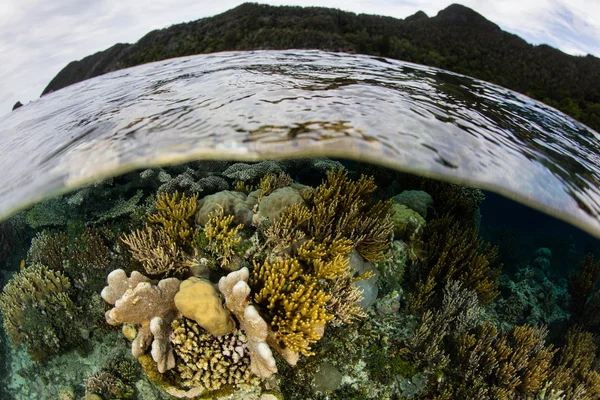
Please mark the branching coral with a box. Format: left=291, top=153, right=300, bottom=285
left=26, top=231, right=70, bottom=270
left=70, top=228, right=112, bottom=269
left=147, top=191, right=198, bottom=247
left=84, top=359, right=139, bottom=400
left=0, top=263, right=82, bottom=361
left=121, top=191, right=200, bottom=277
left=265, top=203, right=311, bottom=253
left=121, top=224, right=188, bottom=277
left=407, top=214, right=501, bottom=313
left=258, top=172, right=293, bottom=201
left=252, top=257, right=332, bottom=356
left=568, top=253, right=600, bottom=326
left=325, top=267, right=371, bottom=326
left=170, top=318, right=257, bottom=392
left=295, top=236, right=354, bottom=280
left=202, top=206, right=244, bottom=268
left=401, top=280, right=482, bottom=370
left=452, top=322, right=556, bottom=398
left=548, top=328, right=600, bottom=399
left=302, top=169, right=393, bottom=262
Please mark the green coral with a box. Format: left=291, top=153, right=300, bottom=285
left=0, top=264, right=82, bottom=362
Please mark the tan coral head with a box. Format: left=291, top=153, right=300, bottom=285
left=174, top=277, right=235, bottom=336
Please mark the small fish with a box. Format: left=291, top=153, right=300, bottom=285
left=19, top=259, right=25, bottom=269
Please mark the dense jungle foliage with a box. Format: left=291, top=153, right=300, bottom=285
left=42, top=3, right=600, bottom=132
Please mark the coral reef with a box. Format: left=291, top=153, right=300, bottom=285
left=174, top=277, right=234, bottom=336
left=568, top=253, right=600, bottom=327
left=490, top=269, right=569, bottom=328
left=406, top=214, right=501, bottom=312
left=101, top=269, right=180, bottom=373
left=548, top=327, right=600, bottom=399
left=121, top=225, right=188, bottom=277
left=147, top=191, right=198, bottom=247
left=390, top=203, right=425, bottom=245
left=254, top=187, right=305, bottom=225
left=196, top=190, right=257, bottom=227
left=202, top=206, right=244, bottom=269
left=252, top=257, right=332, bottom=357
left=447, top=322, right=556, bottom=398
left=302, top=169, right=393, bottom=263
left=121, top=190, right=200, bottom=277
left=257, top=172, right=294, bottom=200
left=218, top=267, right=278, bottom=378
left=84, top=357, right=140, bottom=400
left=0, top=263, right=82, bottom=362
left=170, top=318, right=257, bottom=392
left=401, top=280, right=483, bottom=370
left=223, top=161, right=284, bottom=182
left=392, top=190, right=433, bottom=220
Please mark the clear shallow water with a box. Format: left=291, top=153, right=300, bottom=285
left=1, top=50, right=599, bottom=238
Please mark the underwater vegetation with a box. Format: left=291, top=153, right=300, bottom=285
left=1, top=158, right=600, bottom=399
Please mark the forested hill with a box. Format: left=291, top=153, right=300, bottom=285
left=42, top=2, right=600, bottom=132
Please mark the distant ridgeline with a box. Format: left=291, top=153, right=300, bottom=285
left=42, top=2, right=600, bottom=132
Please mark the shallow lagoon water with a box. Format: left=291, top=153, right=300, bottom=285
left=1, top=51, right=600, bottom=399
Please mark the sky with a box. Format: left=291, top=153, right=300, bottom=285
left=1, top=0, right=598, bottom=117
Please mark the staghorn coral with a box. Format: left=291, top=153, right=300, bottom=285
left=218, top=267, right=279, bottom=377
left=252, top=257, right=332, bottom=357
left=0, top=263, right=82, bottom=362
left=407, top=214, right=501, bottom=313
left=202, top=206, right=244, bottom=269
left=121, top=224, right=189, bottom=277
left=170, top=317, right=258, bottom=392
left=295, top=236, right=354, bottom=280
left=147, top=191, right=198, bottom=247
left=325, top=267, right=371, bottom=326
left=174, top=277, right=234, bottom=336
left=548, top=328, right=600, bottom=399
left=234, top=180, right=255, bottom=194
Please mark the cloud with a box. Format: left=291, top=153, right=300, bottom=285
left=0, top=0, right=598, bottom=117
